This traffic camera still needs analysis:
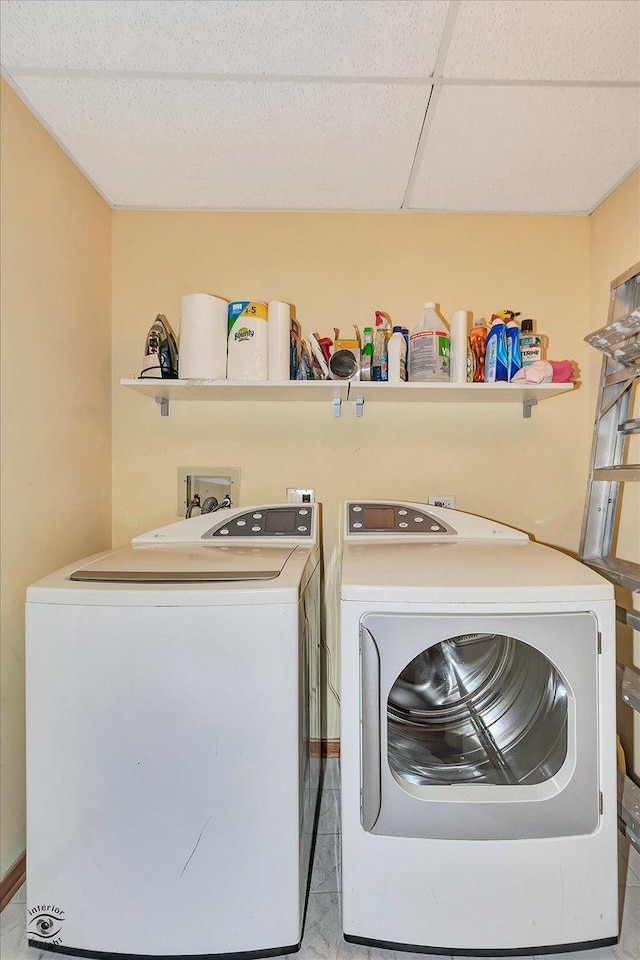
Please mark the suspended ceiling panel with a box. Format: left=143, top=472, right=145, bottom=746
left=14, top=75, right=430, bottom=209
left=408, top=85, right=640, bottom=212
left=1, top=0, right=639, bottom=212
left=0, top=0, right=449, bottom=77
left=444, top=0, right=640, bottom=82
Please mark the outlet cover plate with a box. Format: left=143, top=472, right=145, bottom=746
left=428, top=495, right=456, bottom=509
left=287, top=488, right=315, bottom=504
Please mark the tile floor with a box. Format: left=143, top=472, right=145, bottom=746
left=1, top=760, right=638, bottom=960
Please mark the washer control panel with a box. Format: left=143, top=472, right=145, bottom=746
left=203, top=506, right=314, bottom=539
left=346, top=502, right=456, bottom=536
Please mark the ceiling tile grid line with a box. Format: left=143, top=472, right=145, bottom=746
left=399, top=0, right=461, bottom=208
left=400, top=84, right=438, bottom=210
left=3, top=67, right=640, bottom=89
left=400, top=0, right=460, bottom=210
left=402, top=84, right=446, bottom=211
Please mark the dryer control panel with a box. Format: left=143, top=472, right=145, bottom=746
left=343, top=501, right=529, bottom=542
left=346, top=502, right=456, bottom=536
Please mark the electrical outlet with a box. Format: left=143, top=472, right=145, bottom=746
left=428, top=495, right=456, bottom=509
left=287, top=488, right=315, bottom=504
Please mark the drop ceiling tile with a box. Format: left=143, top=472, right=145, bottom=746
left=444, top=0, right=640, bottom=82
left=407, top=85, right=640, bottom=213
left=13, top=76, right=430, bottom=208
left=0, top=0, right=449, bottom=77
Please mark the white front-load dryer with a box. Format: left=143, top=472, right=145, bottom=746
left=340, top=500, right=618, bottom=956
left=26, top=504, right=322, bottom=959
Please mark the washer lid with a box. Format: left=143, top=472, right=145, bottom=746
left=70, top=545, right=294, bottom=584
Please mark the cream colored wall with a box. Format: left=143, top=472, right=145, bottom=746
left=0, top=80, right=112, bottom=875
left=588, top=168, right=640, bottom=775
left=112, top=210, right=593, bottom=739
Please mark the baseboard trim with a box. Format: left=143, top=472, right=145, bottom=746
left=309, top=738, right=340, bottom=758
left=1, top=850, right=26, bottom=911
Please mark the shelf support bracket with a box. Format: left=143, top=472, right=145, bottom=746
left=355, top=397, right=365, bottom=418
left=155, top=396, right=169, bottom=417
left=333, top=397, right=342, bottom=418
left=523, top=398, right=537, bottom=419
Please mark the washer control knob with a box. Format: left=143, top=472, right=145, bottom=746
left=252, top=525, right=261, bottom=532
left=398, top=509, right=408, bottom=516
left=399, top=522, right=408, bottom=528
left=297, top=525, right=308, bottom=532
left=253, top=513, right=263, bottom=519
left=299, top=509, right=309, bottom=516
left=219, top=528, right=230, bottom=536
left=430, top=524, right=440, bottom=531
left=414, top=516, right=424, bottom=523
left=352, top=505, right=362, bottom=512
left=236, top=520, right=246, bottom=527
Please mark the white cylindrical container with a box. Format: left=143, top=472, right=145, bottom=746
left=450, top=309, right=471, bottom=383
left=227, top=301, right=268, bottom=380
left=179, top=293, right=228, bottom=380
left=268, top=301, right=291, bottom=381
left=387, top=326, right=407, bottom=383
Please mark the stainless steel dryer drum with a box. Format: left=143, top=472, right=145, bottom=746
left=387, top=632, right=568, bottom=787
left=340, top=500, right=618, bottom=956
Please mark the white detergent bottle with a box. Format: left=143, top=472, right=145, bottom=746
left=388, top=325, right=407, bottom=382
left=409, top=302, right=450, bottom=382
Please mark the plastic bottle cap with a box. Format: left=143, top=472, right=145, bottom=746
left=423, top=302, right=436, bottom=309
left=392, top=326, right=402, bottom=333
left=521, top=319, right=534, bottom=333
left=364, top=327, right=373, bottom=333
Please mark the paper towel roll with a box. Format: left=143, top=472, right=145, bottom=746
left=450, top=309, right=471, bottom=383
left=179, top=293, right=228, bottom=380
left=268, top=301, right=292, bottom=381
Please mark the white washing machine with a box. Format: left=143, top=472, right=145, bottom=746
left=26, top=503, right=321, bottom=959
left=340, top=500, right=618, bottom=956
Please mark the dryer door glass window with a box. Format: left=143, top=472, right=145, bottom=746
left=387, top=633, right=568, bottom=786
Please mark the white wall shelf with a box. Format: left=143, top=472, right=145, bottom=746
left=121, top=378, right=574, bottom=419
left=121, top=379, right=348, bottom=417
left=349, top=381, right=575, bottom=418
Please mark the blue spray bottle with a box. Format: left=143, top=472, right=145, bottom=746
left=402, top=328, right=410, bottom=379
left=505, top=311, right=522, bottom=381
left=485, top=314, right=508, bottom=382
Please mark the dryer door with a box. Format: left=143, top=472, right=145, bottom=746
left=360, top=612, right=600, bottom=840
